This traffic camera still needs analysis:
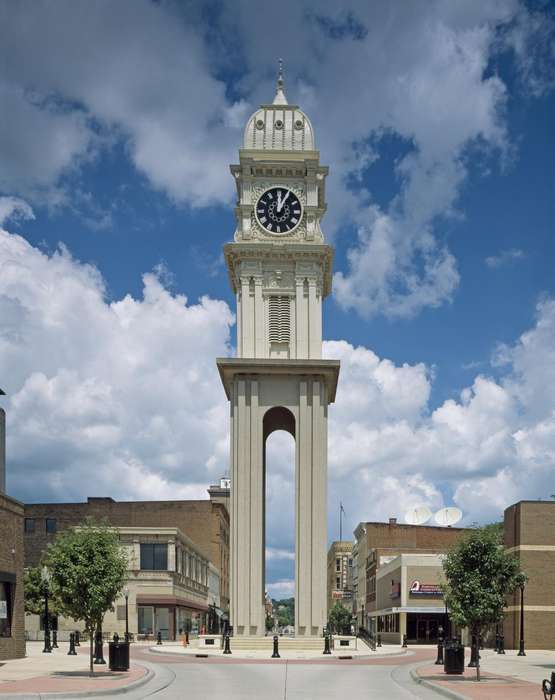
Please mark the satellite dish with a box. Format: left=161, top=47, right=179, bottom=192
left=434, top=507, right=462, bottom=527
left=404, top=506, right=433, bottom=525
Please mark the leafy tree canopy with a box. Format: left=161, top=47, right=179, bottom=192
left=328, top=601, right=351, bottom=633
left=44, top=519, right=128, bottom=673
left=442, top=526, right=526, bottom=680
left=24, top=566, right=61, bottom=617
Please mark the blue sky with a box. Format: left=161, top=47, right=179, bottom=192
left=1, top=0, right=554, bottom=598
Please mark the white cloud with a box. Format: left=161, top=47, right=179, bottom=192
left=1, top=1, right=550, bottom=315
left=0, top=225, right=234, bottom=502
left=0, top=197, right=35, bottom=227
left=267, top=579, right=295, bottom=599
left=485, top=248, right=525, bottom=268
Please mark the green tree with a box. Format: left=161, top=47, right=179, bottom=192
left=44, top=520, right=127, bottom=675
left=265, top=614, right=274, bottom=632
left=24, top=566, right=61, bottom=618
left=328, top=601, right=351, bottom=634
left=442, top=526, right=526, bottom=681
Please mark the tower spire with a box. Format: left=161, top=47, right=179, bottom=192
left=273, top=58, right=288, bottom=105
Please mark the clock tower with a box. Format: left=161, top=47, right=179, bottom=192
left=217, top=64, right=340, bottom=639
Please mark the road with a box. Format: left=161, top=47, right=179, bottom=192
left=113, top=652, right=449, bottom=700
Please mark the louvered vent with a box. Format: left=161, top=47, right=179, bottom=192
left=268, top=296, right=290, bottom=343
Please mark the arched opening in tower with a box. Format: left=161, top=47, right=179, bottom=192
left=263, top=406, right=295, bottom=632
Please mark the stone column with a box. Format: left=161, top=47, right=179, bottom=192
left=230, top=378, right=264, bottom=636
left=295, top=378, right=327, bottom=636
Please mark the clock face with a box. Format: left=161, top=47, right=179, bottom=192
left=255, top=187, right=303, bottom=235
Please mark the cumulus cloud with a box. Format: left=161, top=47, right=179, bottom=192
left=1, top=1, right=550, bottom=316
left=0, top=225, right=234, bottom=502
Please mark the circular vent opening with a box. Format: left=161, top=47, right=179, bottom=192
left=274, top=119, right=284, bottom=130
left=255, top=119, right=264, bottom=130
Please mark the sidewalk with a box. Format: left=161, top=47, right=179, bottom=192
left=0, top=642, right=150, bottom=697
left=413, top=647, right=554, bottom=700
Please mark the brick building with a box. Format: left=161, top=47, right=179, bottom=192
left=0, top=493, right=25, bottom=660
left=503, top=500, right=555, bottom=650
left=355, top=518, right=466, bottom=638
left=327, top=541, right=353, bottom=616
left=24, top=492, right=229, bottom=612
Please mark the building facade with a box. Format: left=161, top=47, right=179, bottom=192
left=327, top=541, right=353, bottom=615
left=352, top=523, right=367, bottom=631
left=0, top=493, right=25, bottom=660
left=373, top=553, right=448, bottom=644
left=26, top=526, right=212, bottom=641
left=217, top=66, right=339, bottom=638
left=0, top=389, right=25, bottom=660
left=362, top=519, right=466, bottom=635
left=24, top=493, right=229, bottom=612
left=503, top=500, right=555, bottom=650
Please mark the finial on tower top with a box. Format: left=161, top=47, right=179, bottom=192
left=273, top=58, right=288, bottom=106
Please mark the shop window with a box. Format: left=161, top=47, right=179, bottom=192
left=140, top=543, right=168, bottom=570
left=138, top=606, right=154, bottom=635
left=46, top=518, right=57, bottom=534
left=0, top=582, right=11, bottom=637
left=24, top=518, right=35, bottom=533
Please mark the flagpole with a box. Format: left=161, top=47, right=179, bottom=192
left=340, top=502, right=343, bottom=541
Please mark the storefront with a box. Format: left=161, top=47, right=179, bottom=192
left=136, top=597, right=208, bottom=640
left=371, top=553, right=447, bottom=645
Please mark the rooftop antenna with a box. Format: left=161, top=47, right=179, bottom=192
left=339, top=502, right=345, bottom=541
left=404, top=505, right=433, bottom=526
left=434, top=507, right=463, bottom=527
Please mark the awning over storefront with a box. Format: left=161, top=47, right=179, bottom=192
left=369, top=606, right=446, bottom=616
left=136, top=595, right=208, bottom=612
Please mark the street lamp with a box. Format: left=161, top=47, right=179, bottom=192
left=41, top=566, right=52, bottom=653
left=123, top=585, right=129, bottom=642
left=518, top=583, right=526, bottom=656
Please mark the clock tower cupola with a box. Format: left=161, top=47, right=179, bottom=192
left=225, top=61, right=332, bottom=360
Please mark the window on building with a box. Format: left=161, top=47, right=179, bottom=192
left=336, top=576, right=340, bottom=588
left=336, top=558, right=341, bottom=572
left=24, top=518, right=35, bottom=533
left=140, top=543, right=168, bottom=570
left=46, top=518, right=57, bottom=534
left=138, top=606, right=154, bottom=635
left=0, top=582, right=11, bottom=637
left=348, top=558, right=353, bottom=567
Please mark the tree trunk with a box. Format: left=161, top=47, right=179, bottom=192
left=89, top=630, right=94, bottom=676
left=474, top=627, right=480, bottom=682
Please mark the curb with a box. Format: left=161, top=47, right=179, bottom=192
left=0, top=663, right=154, bottom=699
left=410, top=667, right=469, bottom=700
left=147, top=644, right=411, bottom=661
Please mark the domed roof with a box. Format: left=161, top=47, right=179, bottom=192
left=243, top=62, right=315, bottom=152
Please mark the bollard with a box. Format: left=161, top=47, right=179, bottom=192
left=323, top=633, right=331, bottom=655
left=186, top=631, right=189, bottom=646
left=498, top=634, right=505, bottom=655
left=402, top=634, right=408, bottom=648
left=468, top=634, right=479, bottom=667
left=67, top=632, right=77, bottom=655
left=223, top=633, right=232, bottom=655
left=94, top=629, right=106, bottom=664
left=272, top=634, right=280, bottom=658
left=75, top=631, right=80, bottom=646
left=377, top=633, right=382, bottom=648
left=435, top=628, right=444, bottom=665
left=52, top=629, right=58, bottom=649
left=157, top=631, right=162, bottom=645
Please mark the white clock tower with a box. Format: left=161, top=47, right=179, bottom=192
left=217, top=64, right=340, bottom=639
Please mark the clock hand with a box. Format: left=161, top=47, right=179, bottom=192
left=278, top=191, right=290, bottom=212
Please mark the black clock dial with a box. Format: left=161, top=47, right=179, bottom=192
left=255, top=187, right=302, bottom=234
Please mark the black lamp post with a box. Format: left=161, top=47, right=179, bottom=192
left=123, top=585, right=129, bottom=642
left=41, top=566, right=52, bottom=653
left=518, top=583, right=526, bottom=656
